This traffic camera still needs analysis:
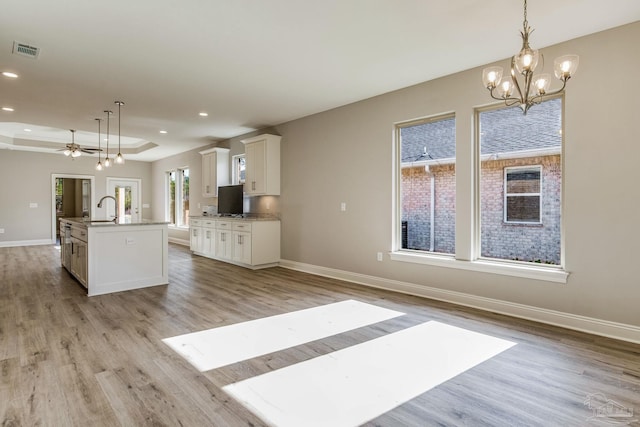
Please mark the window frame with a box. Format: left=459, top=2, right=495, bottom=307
left=166, top=167, right=190, bottom=229
left=503, top=165, right=542, bottom=224
left=394, top=112, right=456, bottom=257
left=390, top=95, right=568, bottom=283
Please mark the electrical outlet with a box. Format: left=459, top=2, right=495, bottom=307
left=377, top=252, right=383, bottom=261
left=340, top=202, right=347, bottom=212
left=0, top=228, right=4, bottom=234
left=29, top=202, right=38, bottom=208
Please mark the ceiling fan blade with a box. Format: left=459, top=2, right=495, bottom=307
left=81, top=147, right=103, bottom=152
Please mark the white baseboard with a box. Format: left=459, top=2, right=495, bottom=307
left=279, top=259, right=640, bottom=344
left=169, top=237, right=190, bottom=247
left=0, top=239, right=53, bottom=248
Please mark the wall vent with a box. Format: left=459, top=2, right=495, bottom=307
left=12, top=41, right=40, bottom=59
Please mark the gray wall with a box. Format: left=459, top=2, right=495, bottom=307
left=0, top=150, right=152, bottom=243
left=270, top=22, right=640, bottom=327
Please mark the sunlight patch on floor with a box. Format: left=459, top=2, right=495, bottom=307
left=223, top=321, right=516, bottom=427
left=162, top=299, right=404, bottom=371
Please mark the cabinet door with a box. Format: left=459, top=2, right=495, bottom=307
left=190, top=226, right=203, bottom=252
left=232, top=231, right=252, bottom=264
left=215, top=230, right=232, bottom=260
left=203, top=228, right=215, bottom=255
left=202, top=152, right=216, bottom=197
left=70, top=239, right=88, bottom=288
left=245, top=141, right=266, bottom=195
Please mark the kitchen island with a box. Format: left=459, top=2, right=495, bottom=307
left=59, top=218, right=169, bottom=296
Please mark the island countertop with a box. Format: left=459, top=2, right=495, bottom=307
left=61, top=217, right=169, bottom=227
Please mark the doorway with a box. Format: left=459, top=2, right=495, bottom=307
left=51, top=174, right=96, bottom=242
left=106, top=178, right=142, bottom=222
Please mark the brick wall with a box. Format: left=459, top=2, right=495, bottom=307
left=401, top=154, right=561, bottom=264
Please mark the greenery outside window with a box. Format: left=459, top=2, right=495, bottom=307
left=167, top=167, right=189, bottom=227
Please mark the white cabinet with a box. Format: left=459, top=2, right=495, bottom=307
left=200, top=147, right=230, bottom=197
left=190, top=219, right=203, bottom=253
left=232, top=222, right=252, bottom=264
left=215, top=220, right=233, bottom=260
left=70, top=226, right=88, bottom=288
left=241, top=134, right=281, bottom=196
left=190, top=218, right=280, bottom=269
left=202, top=220, right=215, bottom=255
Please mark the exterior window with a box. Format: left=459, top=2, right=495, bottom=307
left=396, top=114, right=455, bottom=254
left=479, top=98, right=562, bottom=265
left=505, top=166, right=541, bottom=223
left=167, top=168, right=190, bottom=227
left=232, top=154, right=246, bottom=185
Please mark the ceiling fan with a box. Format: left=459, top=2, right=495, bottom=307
left=60, top=129, right=102, bottom=158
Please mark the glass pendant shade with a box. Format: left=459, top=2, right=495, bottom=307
left=554, top=55, right=579, bottom=81
left=115, top=152, right=124, bottom=164
left=533, top=73, right=551, bottom=95
left=482, top=66, right=503, bottom=89
left=499, top=81, right=513, bottom=98
left=71, top=150, right=81, bottom=158
left=96, top=161, right=103, bottom=171
left=514, top=47, right=539, bottom=74
left=63, top=149, right=72, bottom=156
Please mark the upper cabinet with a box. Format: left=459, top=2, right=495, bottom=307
left=200, top=147, right=230, bottom=197
left=241, top=134, right=281, bottom=196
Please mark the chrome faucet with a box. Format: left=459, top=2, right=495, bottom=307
left=97, top=195, right=118, bottom=222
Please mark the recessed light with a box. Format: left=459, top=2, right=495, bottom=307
left=159, top=130, right=168, bottom=134
left=2, top=107, right=14, bottom=112
left=199, top=112, right=208, bottom=117
left=23, top=128, right=32, bottom=132
left=2, top=72, right=18, bottom=78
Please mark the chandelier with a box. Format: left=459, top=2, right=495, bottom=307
left=481, top=0, right=579, bottom=114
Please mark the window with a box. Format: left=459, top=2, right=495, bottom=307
left=232, top=154, right=246, bottom=185
left=167, top=167, right=190, bottom=227
left=479, top=98, right=562, bottom=265
left=504, top=166, right=541, bottom=223
left=396, top=114, right=455, bottom=255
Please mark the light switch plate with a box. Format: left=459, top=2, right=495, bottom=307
left=29, top=202, right=38, bottom=208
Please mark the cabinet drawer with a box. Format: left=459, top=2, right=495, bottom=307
left=216, top=221, right=231, bottom=230
left=70, top=226, right=88, bottom=242
left=203, top=220, right=215, bottom=228
left=191, top=219, right=201, bottom=226
left=232, top=222, right=252, bottom=232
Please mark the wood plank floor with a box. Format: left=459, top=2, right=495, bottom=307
left=1, top=243, right=639, bottom=426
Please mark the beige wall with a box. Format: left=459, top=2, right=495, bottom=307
left=0, top=150, right=152, bottom=243
left=269, top=22, right=640, bottom=327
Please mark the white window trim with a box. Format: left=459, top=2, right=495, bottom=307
left=232, top=154, right=246, bottom=185
left=391, top=96, right=568, bottom=284
left=504, top=165, right=542, bottom=224
left=389, top=251, right=568, bottom=283
left=166, top=168, right=190, bottom=229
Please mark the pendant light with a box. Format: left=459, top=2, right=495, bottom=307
left=95, top=118, right=103, bottom=171
left=114, top=100, right=125, bottom=164
left=104, top=110, right=113, bottom=167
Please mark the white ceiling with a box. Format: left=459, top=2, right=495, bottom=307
left=1, top=1, right=639, bottom=162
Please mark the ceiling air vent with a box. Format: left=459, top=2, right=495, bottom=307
left=12, top=41, right=40, bottom=59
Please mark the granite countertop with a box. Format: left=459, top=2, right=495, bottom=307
left=189, top=215, right=280, bottom=222
left=60, top=217, right=169, bottom=227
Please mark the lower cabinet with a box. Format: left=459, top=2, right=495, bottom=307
left=69, top=226, right=88, bottom=288
left=191, top=218, right=279, bottom=269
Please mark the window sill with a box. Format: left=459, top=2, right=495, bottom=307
left=389, top=251, right=569, bottom=283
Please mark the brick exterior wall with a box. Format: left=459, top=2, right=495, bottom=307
left=401, top=154, right=561, bottom=264
left=480, top=155, right=561, bottom=264
left=401, top=163, right=455, bottom=254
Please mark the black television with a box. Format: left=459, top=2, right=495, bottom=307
left=217, top=184, right=243, bottom=216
